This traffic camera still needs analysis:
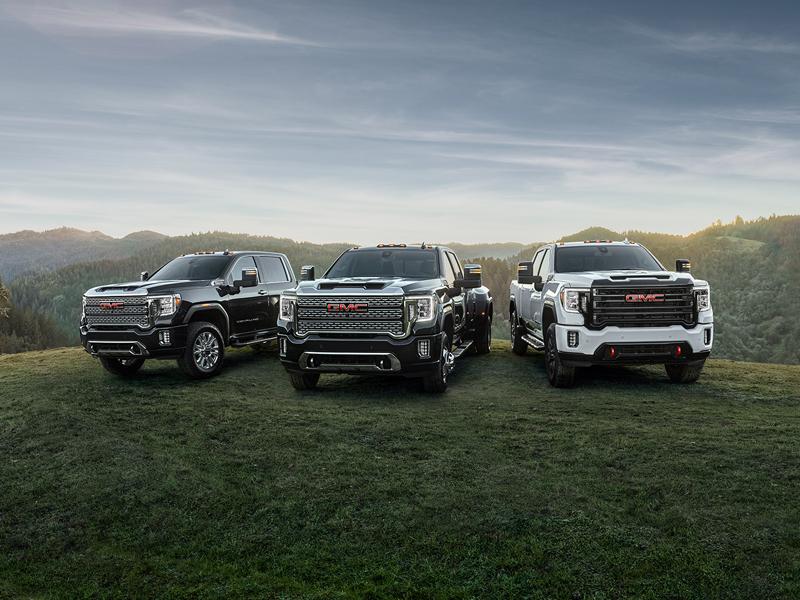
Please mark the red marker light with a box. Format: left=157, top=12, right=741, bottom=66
left=609, top=346, right=617, bottom=359
left=675, top=345, right=683, bottom=358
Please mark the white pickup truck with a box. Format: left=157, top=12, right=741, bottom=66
left=509, top=240, right=713, bottom=387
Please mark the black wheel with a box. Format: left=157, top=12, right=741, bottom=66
left=510, top=308, right=527, bottom=355
left=99, top=356, right=145, bottom=377
left=289, top=372, right=320, bottom=390
left=177, top=322, right=225, bottom=379
left=423, top=333, right=452, bottom=393
left=665, top=361, right=704, bottom=383
left=473, top=314, right=492, bottom=355
left=544, top=323, right=575, bottom=388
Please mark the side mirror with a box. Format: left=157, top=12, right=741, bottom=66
left=517, top=262, right=536, bottom=285
left=533, top=276, right=544, bottom=292
left=446, top=285, right=462, bottom=297
left=140, top=271, right=149, bottom=281
left=676, top=259, right=692, bottom=273
left=461, top=264, right=482, bottom=288
left=233, top=268, right=258, bottom=288
left=300, top=265, right=315, bottom=281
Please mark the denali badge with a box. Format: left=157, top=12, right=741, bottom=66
left=625, top=293, right=665, bottom=303
left=99, top=301, right=124, bottom=310
left=327, top=303, right=369, bottom=313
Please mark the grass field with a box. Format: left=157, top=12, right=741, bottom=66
left=1, top=342, right=799, bottom=598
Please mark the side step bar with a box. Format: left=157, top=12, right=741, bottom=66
left=451, top=340, right=473, bottom=359
left=522, top=334, right=544, bottom=350
left=230, top=333, right=277, bottom=348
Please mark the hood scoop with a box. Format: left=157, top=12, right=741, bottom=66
left=609, top=274, right=670, bottom=280
left=317, top=281, right=388, bottom=290
left=96, top=284, right=143, bottom=292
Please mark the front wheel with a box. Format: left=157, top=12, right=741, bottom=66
left=665, top=362, right=704, bottom=383
left=473, top=315, right=492, bottom=355
left=289, top=372, right=320, bottom=390
left=99, top=356, right=145, bottom=377
left=545, top=323, right=575, bottom=388
left=510, top=309, right=527, bottom=355
left=178, top=322, right=225, bottom=379
left=423, top=333, right=452, bottom=393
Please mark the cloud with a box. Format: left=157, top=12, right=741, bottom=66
left=2, top=1, right=319, bottom=45
left=623, top=22, right=800, bottom=54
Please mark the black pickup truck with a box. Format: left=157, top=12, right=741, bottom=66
left=80, top=251, right=295, bottom=378
left=277, top=244, right=493, bottom=392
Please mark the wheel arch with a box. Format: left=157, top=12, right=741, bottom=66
left=183, top=305, right=230, bottom=343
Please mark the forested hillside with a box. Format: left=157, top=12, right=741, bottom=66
left=2, top=216, right=798, bottom=364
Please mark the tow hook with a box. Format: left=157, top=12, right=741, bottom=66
left=445, top=351, right=455, bottom=374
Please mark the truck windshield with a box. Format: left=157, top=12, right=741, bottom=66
left=150, top=256, right=232, bottom=281
left=326, top=249, right=439, bottom=279
left=555, top=245, right=663, bottom=273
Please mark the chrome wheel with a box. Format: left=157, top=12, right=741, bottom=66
left=193, top=331, right=220, bottom=371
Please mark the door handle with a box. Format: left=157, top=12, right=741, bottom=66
left=258, top=290, right=268, bottom=295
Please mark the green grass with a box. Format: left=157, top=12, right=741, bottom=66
left=1, top=342, right=799, bottom=598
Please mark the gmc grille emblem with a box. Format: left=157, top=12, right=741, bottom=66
left=99, top=302, right=124, bottom=310
left=625, top=293, right=665, bottom=303
left=327, top=303, right=369, bottom=313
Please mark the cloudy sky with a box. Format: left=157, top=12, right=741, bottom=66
left=1, top=0, right=798, bottom=243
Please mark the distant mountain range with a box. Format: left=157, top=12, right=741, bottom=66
left=1, top=215, right=798, bottom=364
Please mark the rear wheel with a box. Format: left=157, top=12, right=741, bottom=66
left=510, top=309, right=527, bottom=355
left=423, top=333, right=452, bottom=393
left=178, top=322, right=225, bottom=379
left=545, top=323, right=575, bottom=388
left=665, top=361, right=704, bottom=383
left=99, top=357, right=145, bottom=377
left=473, top=314, right=492, bottom=354
left=289, top=372, right=320, bottom=390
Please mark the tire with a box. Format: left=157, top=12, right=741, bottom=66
left=665, top=361, right=704, bottom=383
left=510, top=309, right=527, bottom=355
left=99, top=356, right=145, bottom=377
left=177, top=322, right=225, bottom=379
left=544, top=323, right=575, bottom=388
left=289, top=372, right=320, bottom=390
left=473, top=314, right=492, bottom=355
left=423, top=333, right=452, bottom=393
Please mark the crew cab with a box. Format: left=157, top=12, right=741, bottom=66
left=509, top=241, right=713, bottom=387
left=277, top=244, right=493, bottom=392
left=80, top=251, right=295, bottom=378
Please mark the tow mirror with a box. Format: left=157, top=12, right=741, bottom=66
left=140, top=271, right=149, bottom=281
left=676, top=259, right=691, bottom=273
left=460, top=264, right=482, bottom=288
left=234, top=268, right=258, bottom=288
left=300, top=265, right=315, bottom=281
left=517, top=262, right=536, bottom=285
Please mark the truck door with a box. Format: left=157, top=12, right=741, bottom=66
left=518, top=249, right=543, bottom=333
left=226, top=255, right=268, bottom=336
left=531, top=247, right=551, bottom=340
left=445, top=251, right=467, bottom=335
left=254, top=255, right=294, bottom=332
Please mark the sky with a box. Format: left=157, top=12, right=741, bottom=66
left=0, top=0, right=799, bottom=243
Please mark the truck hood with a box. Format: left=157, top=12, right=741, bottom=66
left=85, top=279, right=212, bottom=296
left=294, top=277, right=442, bottom=296
left=555, top=270, right=706, bottom=287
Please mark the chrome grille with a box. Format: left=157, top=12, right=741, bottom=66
left=591, top=286, right=695, bottom=328
left=84, top=296, right=150, bottom=329
left=296, top=295, right=405, bottom=336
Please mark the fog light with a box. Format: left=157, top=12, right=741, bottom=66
left=704, top=328, right=712, bottom=345
left=567, top=331, right=579, bottom=348
left=158, top=330, right=171, bottom=346
left=418, top=339, right=431, bottom=359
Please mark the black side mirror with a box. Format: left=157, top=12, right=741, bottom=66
left=460, top=264, right=482, bottom=288
left=140, top=271, right=149, bottom=281
left=517, top=262, right=536, bottom=285
left=676, top=259, right=691, bottom=273
left=233, top=268, right=258, bottom=288
left=533, top=276, right=544, bottom=292
left=300, top=265, right=315, bottom=281
left=446, top=285, right=462, bottom=297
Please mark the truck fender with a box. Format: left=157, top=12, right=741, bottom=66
left=182, top=303, right=230, bottom=340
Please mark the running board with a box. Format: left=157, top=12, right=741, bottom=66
left=451, top=340, right=473, bottom=359
left=230, top=334, right=277, bottom=348
left=522, top=334, right=544, bottom=350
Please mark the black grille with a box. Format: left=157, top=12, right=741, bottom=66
left=84, top=296, right=150, bottom=329
left=591, top=286, right=695, bottom=328
left=296, top=295, right=405, bottom=336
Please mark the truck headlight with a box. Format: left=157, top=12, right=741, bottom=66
left=280, top=295, right=296, bottom=320
left=560, top=288, right=588, bottom=313
left=150, top=294, right=181, bottom=317
left=81, top=296, right=87, bottom=320
left=695, top=287, right=711, bottom=311
left=407, top=294, right=436, bottom=323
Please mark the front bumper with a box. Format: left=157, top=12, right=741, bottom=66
left=554, top=323, right=713, bottom=366
left=279, top=331, right=444, bottom=377
left=80, top=324, right=188, bottom=359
